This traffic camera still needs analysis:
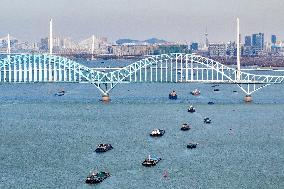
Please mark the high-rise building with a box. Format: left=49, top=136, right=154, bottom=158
left=243, top=46, right=253, bottom=57
left=271, top=35, right=279, bottom=53
left=208, top=43, right=226, bottom=57
left=0, top=38, right=18, bottom=48
left=190, top=42, right=198, bottom=51
left=244, top=36, right=252, bottom=46
left=271, top=35, right=277, bottom=44
left=252, top=33, right=264, bottom=55
left=226, top=41, right=236, bottom=57
left=39, top=37, right=49, bottom=51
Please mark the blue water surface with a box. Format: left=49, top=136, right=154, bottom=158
left=0, top=59, right=284, bottom=189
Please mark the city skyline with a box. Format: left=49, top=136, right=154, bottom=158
left=1, top=0, right=284, bottom=43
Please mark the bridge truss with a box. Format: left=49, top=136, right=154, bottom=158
left=0, top=53, right=284, bottom=95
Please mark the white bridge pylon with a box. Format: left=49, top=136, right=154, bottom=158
left=0, top=53, right=284, bottom=95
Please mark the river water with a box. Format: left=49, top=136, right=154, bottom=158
left=0, top=59, right=284, bottom=189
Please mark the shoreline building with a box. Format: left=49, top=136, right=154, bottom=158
left=208, top=43, right=226, bottom=57
left=252, top=33, right=264, bottom=55
left=243, top=35, right=253, bottom=56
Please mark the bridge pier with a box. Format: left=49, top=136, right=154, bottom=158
left=244, top=95, right=252, bottom=103
left=102, top=93, right=110, bottom=102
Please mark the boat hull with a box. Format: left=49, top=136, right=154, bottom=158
left=181, top=127, right=190, bottom=131
left=142, top=162, right=157, bottom=167
left=187, top=144, right=197, bottom=149
left=142, top=157, right=161, bottom=167
left=150, top=130, right=165, bottom=137
left=95, top=145, right=113, bottom=153
left=204, top=120, right=211, bottom=124
left=169, top=94, right=177, bottom=100
left=85, top=172, right=110, bottom=184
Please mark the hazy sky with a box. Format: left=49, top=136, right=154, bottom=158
left=1, top=0, right=284, bottom=43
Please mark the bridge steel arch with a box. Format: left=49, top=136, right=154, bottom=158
left=1, top=53, right=284, bottom=96
left=0, top=54, right=106, bottom=93
left=100, top=53, right=284, bottom=95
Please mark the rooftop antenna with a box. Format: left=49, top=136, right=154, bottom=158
left=237, top=18, right=241, bottom=81
left=49, top=18, right=53, bottom=55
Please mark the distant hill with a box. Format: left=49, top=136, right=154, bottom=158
left=143, top=38, right=167, bottom=44
left=116, top=39, right=140, bottom=45
left=116, top=38, right=167, bottom=45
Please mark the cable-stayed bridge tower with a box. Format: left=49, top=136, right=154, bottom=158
left=49, top=19, right=53, bottom=55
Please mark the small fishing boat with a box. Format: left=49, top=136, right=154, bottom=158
left=188, top=105, right=196, bottom=113
left=169, top=90, right=177, bottom=100
left=208, top=101, right=214, bottom=105
left=55, top=90, right=65, bottom=96
left=211, top=84, right=219, bottom=88
left=190, top=89, right=200, bottom=96
left=85, top=171, right=110, bottom=184
left=204, top=117, right=211, bottom=124
left=150, top=129, right=165, bottom=137
left=181, top=123, right=191, bottom=131
left=95, top=144, right=113, bottom=153
left=213, top=88, right=220, bottom=92
left=142, top=155, right=162, bottom=167
left=187, top=142, right=198, bottom=149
